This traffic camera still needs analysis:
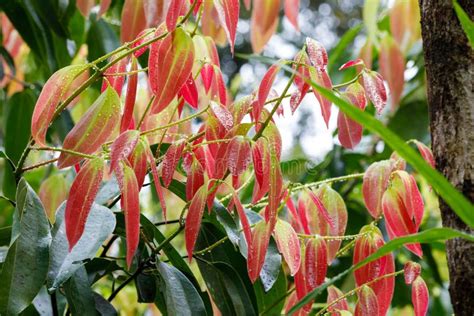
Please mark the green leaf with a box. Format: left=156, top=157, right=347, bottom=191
left=1, top=151, right=17, bottom=201
left=63, top=266, right=99, bottom=316
left=287, top=228, right=474, bottom=315
left=155, top=261, right=207, bottom=316
left=0, top=179, right=51, bottom=316
left=453, top=0, right=474, bottom=49
left=254, top=268, right=287, bottom=315
left=47, top=202, right=116, bottom=290
left=328, top=24, right=362, bottom=72
left=0, top=226, right=12, bottom=246
left=136, top=272, right=157, bottom=303
left=363, top=0, right=380, bottom=43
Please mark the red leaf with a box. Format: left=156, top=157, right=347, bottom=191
left=227, top=135, right=251, bottom=176
left=327, top=285, right=349, bottom=314
left=355, top=285, right=379, bottom=316
left=65, top=158, right=105, bottom=249
left=39, top=174, right=68, bottom=224
left=120, top=56, right=138, bottom=133
left=200, top=63, right=215, bottom=93
left=76, top=0, right=94, bottom=17
left=290, top=52, right=311, bottom=113
left=297, top=196, right=311, bottom=234
left=179, top=75, right=199, bottom=109
left=413, top=140, right=435, bottom=168
left=98, top=0, right=112, bottom=18
left=110, top=130, right=140, bottom=173
left=339, top=58, right=365, bottom=71
left=389, top=0, right=421, bottom=52
left=304, top=237, right=328, bottom=291
left=58, top=86, right=121, bottom=168
left=250, top=0, right=279, bottom=53
left=132, top=28, right=155, bottom=58
left=147, top=146, right=168, bottom=220
left=214, top=0, right=240, bottom=54
left=412, top=276, right=429, bottom=316
left=185, top=185, right=208, bottom=260
left=210, top=100, right=234, bottom=131
left=102, top=56, right=129, bottom=96
left=379, top=34, right=405, bottom=109
left=31, top=64, right=88, bottom=146
left=337, top=82, right=367, bottom=149
left=116, top=162, right=140, bottom=267
left=256, top=63, right=281, bottom=122
left=362, top=70, right=387, bottom=114
left=247, top=220, right=271, bottom=283
left=233, top=192, right=252, bottom=246
left=186, top=156, right=205, bottom=200
left=166, top=0, right=186, bottom=31
left=306, top=189, right=335, bottom=230
left=404, top=261, right=422, bottom=285
left=284, top=0, right=300, bottom=31
left=315, top=185, right=348, bottom=264
left=121, top=0, right=147, bottom=43
left=251, top=138, right=271, bottom=203
left=161, top=139, right=186, bottom=188
left=274, top=220, right=301, bottom=276
left=128, top=138, right=148, bottom=188
left=382, top=170, right=424, bottom=257
left=362, top=159, right=396, bottom=218
left=267, top=139, right=283, bottom=227
left=149, top=28, right=195, bottom=114
left=306, top=38, right=328, bottom=68
left=309, top=66, right=333, bottom=127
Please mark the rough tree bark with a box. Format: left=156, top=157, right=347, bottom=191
left=419, top=1, right=474, bottom=315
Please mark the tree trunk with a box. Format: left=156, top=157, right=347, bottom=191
left=419, top=1, right=474, bottom=315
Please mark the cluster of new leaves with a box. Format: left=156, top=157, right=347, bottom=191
left=0, top=0, right=445, bottom=315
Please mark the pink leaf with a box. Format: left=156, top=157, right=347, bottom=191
left=256, top=63, right=281, bottom=122
left=404, top=261, right=422, bottom=285
left=185, top=185, right=208, bottom=260
left=65, top=158, right=105, bottom=250
left=309, top=66, right=333, bottom=127
left=166, top=0, right=186, bottom=31
left=147, top=145, right=168, bottom=220
left=98, top=0, right=112, bottom=18
left=247, top=220, right=270, bottom=283
left=102, top=56, right=129, bottom=96
left=304, top=237, right=328, bottom=291
left=355, top=285, right=379, bottom=316
left=339, top=58, right=365, bottom=71
left=210, top=100, right=234, bottom=131
left=413, top=140, right=435, bottom=168
left=274, top=220, right=301, bottom=276
left=306, top=38, right=328, bottom=68
left=233, top=192, right=252, bottom=246
left=284, top=0, right=300, bottom=31
left=128, top=138, right=148, bottom=188
left=179, top=75, right=199, bottom=109
left=227, top=135, right=251, bottom=176
left=120, top=56, right=138, bottom=133
left=110, top=130, right=140, bottom=173
left=162, top=139, right=186, bottom=188
left=362, top=159, right=397, bottom=218
left=337, top=82, right=367, bottom=149
left=306, top=189, right=335, bottom=230
left=362, top=70, right=387, bottom=114
left=379, top=34, right=405, bottom=109
left=186, top=156, right=205, bottom=200
left=250, top=0, right=279, bottom=53
left=412, top=276, right=429, bottom=316
left=214, top=0, right=240, bottom=54
left=121, top=0, right=147, bottom=43
left=200, top=63, right=215, bottom=93
left=327, top=285, right=349, bottom=314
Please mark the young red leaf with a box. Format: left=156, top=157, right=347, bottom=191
left=256, top=63, right=281, bottom=122
left=128, top=138, right=148, bottom=188
left=233, top=192, right=252, bottom=246
left=306, top=38, right=328, bottom=69
left=412, top=276, right=429, bottom=316
left=315, top=185, right=348, bottom=264
left=65, top=158, right=105, bottom=250
left=185, top=185, right=208, bottom=260
left=210, top=100, right=234, bottom=131
left=98, top=0, right=112, bottom=17
left=267, top=141, right=283, bottom=228
left=132, top=28, right=156, bottom=58
left=327, top=285, right=349, bottom=314
left=58, top=86, right=121, bottom=168
left=102, top=56, right=129, bottom=96
left=200, top=63, right=215, bottom=93
left=250, top=0, right=279, bottom=53
left=116, top=162, right=141, bottom=267
left=110, top=130, right=140, bottom=173
left=309, top=66, right=333, bottom=127
left=214, top=0, right=240, bottom=54
left=227, top=135, right=251, bottom=176
left=76, top=0, right=94, bottom=17
left=121, top=0, right=147, bottom=43
left=297, top=196, right=311, bottom=234
left=291, top=51, right=311, bottom=113
left=247, top=220, right=271, bottom=283
left=274, top=219, right=301, bottom=276
left=31, top=64, right=89, bottom=146
left=147, top=145, right=168, bottom=220
left=186, top=156, right=205, bottom=200
left=120, top=56, right=138, bottom=133
left=284, top=0, right=300, bottom=31
left=362, top=70, right=387, bottom=114
left=39, top=174, right=68, bottom=224
left=251, top=138, right=271, bottom=203
left=306, top=189, right=335, bottom=230
left=304, top=237, right=328, bottom=291
left=362, top=159, right=396, bottom=218
left=413, top=140, right=435, bottom=168
left=379, top=34, right=405, bottom=108
left=355, top=285, right=379, bottom=316
left=166, top=0, right=186, bottom=31
left=214, top=66, right=228, bottom=106
left=337, top=82, right=368, bottom=149
left=382, top=170, right=424, bottom=257
left=404, top=261, right=422, bottom=285
left=179, top=75, right=199, bottom=109
left=389, top=0, right=421, bottom=52
left=339, top=58, right=365, bottom=70
left=149, top=28, right=195, bottom=114
left=161, top=139, right=186, bottom=188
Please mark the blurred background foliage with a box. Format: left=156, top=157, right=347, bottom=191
left=0, top=0, right=447, bottom=315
